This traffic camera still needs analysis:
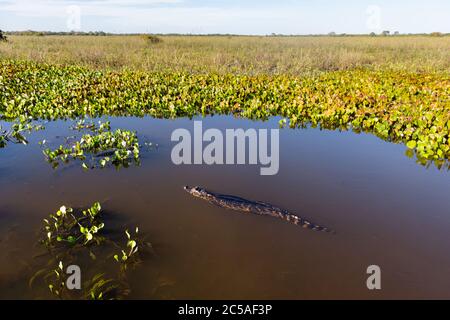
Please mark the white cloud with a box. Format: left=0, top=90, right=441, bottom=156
left=0, top=0, right=448, bottom=34
left=0, top=0, right=309, bottom=33
left=0, top=0, right=183, bottom=17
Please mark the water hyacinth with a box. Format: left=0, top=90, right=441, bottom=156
left=43, top=128, right=140, bottom=169
left=1, top=60, right=448, bottom=167
left=32, top=202, right=151, bottom=299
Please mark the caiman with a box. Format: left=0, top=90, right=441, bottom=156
left=184, top=186, right=333, bottom=233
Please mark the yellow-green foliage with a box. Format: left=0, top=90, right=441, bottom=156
left=1, top=60, right=449, bottom=165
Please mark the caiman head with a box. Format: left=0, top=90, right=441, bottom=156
left=183, top=186, right=210, bottom=198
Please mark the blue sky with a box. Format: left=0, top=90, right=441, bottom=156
left=0, top=0, right=449, bottom=34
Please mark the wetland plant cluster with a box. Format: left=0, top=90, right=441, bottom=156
left=43, top=119, right=140, bottom=170
left=0, top=118, right=44, bottom=148
left=30, top=120, right=146, bottom=299
left=0, top=105, right=148, bottom=299
left=0, top=60, right=449, bottom=168
left=1, top=117, right=149, bottom=299
left=31, top=202, right=151, bottom=300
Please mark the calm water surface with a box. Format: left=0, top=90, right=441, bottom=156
left=0, top=116, right=449, bottom=299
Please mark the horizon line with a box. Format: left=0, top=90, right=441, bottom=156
left=4, top=30, right=450, bottom=37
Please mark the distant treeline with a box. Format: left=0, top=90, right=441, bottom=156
left=4, top=30, right=450, bottom=37
left=6, top=30, right=112, bottom=36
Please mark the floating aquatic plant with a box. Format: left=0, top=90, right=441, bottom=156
left=31, top=202, right=151, bottom=300
left=1, top=60, right=448, bottom=168
left=43, top=128, right=140, bottom=169
left=31, top=259, right=126, bottom=300
left=0, top=120, right=44, bottom=148
left=71, top=119, right=111, bottom=133
left=113, top=227, right=145, bottom=272
left=42, top=202, right=105, bottom=247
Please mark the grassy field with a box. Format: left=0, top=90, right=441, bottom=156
left=0, top=35, right=449, bottom=166
left=1, top=35, right=450, bottom=75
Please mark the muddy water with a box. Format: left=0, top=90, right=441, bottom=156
left=0, top=116, right=449, bottom=299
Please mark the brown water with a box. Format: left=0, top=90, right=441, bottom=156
left=0, top=116, right=449, bottom=299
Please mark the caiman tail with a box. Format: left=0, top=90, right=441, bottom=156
left=281, top=212, right=334, bottom=233
left=184, top=186, right=334, bottom=234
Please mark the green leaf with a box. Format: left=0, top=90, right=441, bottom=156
left=127, top=240, right=137, bottom=250
left=406, top=140, right=417, bottom=149
left=67, top=236, right=76, bottom=244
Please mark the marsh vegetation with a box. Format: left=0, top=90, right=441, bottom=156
left=31, top=202, right=152, bottom=299
left=1, top=35, right=449, bottom=74
left=1, top=58, right=448, bottom=168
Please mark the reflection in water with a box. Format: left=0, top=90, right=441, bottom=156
left=0, top=115, right=449, bottom=299
left=1, top=117, right=448, bottom=170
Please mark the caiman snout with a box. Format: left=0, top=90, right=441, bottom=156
left=183, top=186, right=205, bottom=196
